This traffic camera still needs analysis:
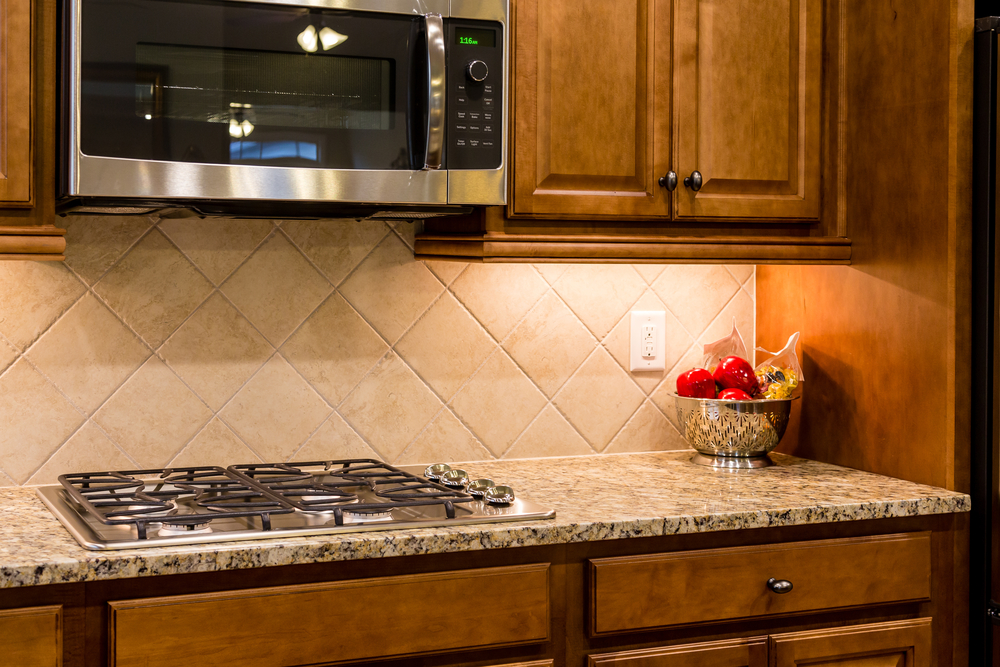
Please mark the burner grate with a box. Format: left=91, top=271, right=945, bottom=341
left=229, top=459, right=476, bottom=524
left=58, top=467, right=295, bottom=539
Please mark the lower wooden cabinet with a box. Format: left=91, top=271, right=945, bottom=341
left=109, top=564, right=550, bottom=667
left=0, top=605, right=62, bottom=667
left=589, top=619, right=931, bottom=667
left=770, top=618, right=932, bottom=667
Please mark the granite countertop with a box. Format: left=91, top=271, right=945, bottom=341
left=0, top=452, right=970, bottom=588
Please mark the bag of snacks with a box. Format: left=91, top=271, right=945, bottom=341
left=701, top=318, right=749, bottom=373
left=754, top=332, right=803, bottom=399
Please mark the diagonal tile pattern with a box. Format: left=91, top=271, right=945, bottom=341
left=1, top=215, right=753, bottom=486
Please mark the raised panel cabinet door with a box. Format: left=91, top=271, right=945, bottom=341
left=510, top=0, right=672, bottom=219
left=769, top=618, right=932, bottom=667
left=673, top=0, right=821, bottom=219
left=0, top=0, right=32, bottom=204
left=0, top=605, right=62, bottom=667
left=589, top=637, right=768, bottom=667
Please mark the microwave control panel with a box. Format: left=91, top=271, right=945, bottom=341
left=446, top=21, right=504, bottom=170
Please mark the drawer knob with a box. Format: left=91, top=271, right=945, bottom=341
left=766, top=577, right=793, bottom=594
left=658, top=171, right=678, bottom=191
left=683, top=170, right=703, bottom=191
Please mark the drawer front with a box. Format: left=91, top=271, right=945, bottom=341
left=589, top=533, right=931, bottom=635
left=0, top=605, right=62, bottom=667
left=110, top=564, right=549, bottom=667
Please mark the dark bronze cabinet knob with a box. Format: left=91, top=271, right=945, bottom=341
left=683, top=170, right=703, bottom=191
left=658, top=171, right=678, bottom=191
left=766, top=577, right=793, bottom=594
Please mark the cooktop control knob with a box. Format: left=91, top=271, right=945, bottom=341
left=467, top=60, right=489, bottom=83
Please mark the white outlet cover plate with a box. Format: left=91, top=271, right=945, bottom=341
left=629, top=310, right=667, bottom=372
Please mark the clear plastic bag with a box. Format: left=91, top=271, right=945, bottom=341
left=754, top=332, right=803, bottom=399
left=701, top=318, right=749, bottom=372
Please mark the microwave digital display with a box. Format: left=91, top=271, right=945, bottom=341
left=455, top=28, right=495, bottom=47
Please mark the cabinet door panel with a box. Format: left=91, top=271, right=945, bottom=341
left=511, top=0, right=671, bottom=218
left=0, top=605, right=62, bottom=667
left=589, top=637, right=767, bottom=667
left=0, top=0, right=33, bottom=204
left=770, top=618, right=932, bottom=667
left=674, top=0, right=821, bottom=219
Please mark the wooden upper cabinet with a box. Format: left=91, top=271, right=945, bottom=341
left=673, top=0, right=822, bottom=219
left=511, top=0, right=671, bottom=219
left=0, top=0, right=33, bottom=206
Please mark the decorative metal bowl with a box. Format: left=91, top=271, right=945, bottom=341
left=672, top=395, right=799, bottom=469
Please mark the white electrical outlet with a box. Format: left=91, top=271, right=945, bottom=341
left=629, top=311, right=666, bottom=372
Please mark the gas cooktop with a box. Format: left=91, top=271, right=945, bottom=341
left=36, top=459, right=555, bottom=550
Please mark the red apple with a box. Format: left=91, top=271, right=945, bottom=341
left=676, top=368, right=716, bottom=398
left=713, top=356, right=759, bottom=396
left=717, top=388, right=752, bottom=401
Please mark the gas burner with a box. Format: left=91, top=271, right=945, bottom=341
left=158, top=522, right=213, bottom=536
left=342, top=509, right=394, bottom=524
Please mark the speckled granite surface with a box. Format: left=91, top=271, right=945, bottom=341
left=0, top=452, right=970, bottom=588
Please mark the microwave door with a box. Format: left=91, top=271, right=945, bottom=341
left=66, top=0, right=448, bottom=206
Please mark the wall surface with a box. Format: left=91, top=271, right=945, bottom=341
left=0, top=216, right=753, bottom=485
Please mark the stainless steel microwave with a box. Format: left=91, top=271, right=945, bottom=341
left=60, top=0, right=507, bottom=217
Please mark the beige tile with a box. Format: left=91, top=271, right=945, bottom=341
left=94, top=357, right=213, bottom=468
left=450, top=350, right=546, bottom=457
left=422, top=260, right=466, bottom=286
left=602, top=290, right=692, bottom=394
left=0, top=337, right=19, bottom=374
left=396, top=410, right=492, bottom=465
left=339, top=233, right=444, bottom=344
left=605, top=401, right=688, bottom=453
left=63, top=216, right=154, bottom=285
left=169, top=419, right=261, bottom=468
left=651, top=265, right=741, bottom=339
left=450, top=264, right=550, bottom=341
left=633, top=264, right=666, bottom=285
left=502, top=292, right=595, bottom=397
left=221, top=233, right=333, bottom=345
left=552, top=265, right=647, bottom=339
left=395, top=293, right=495, bottom=401
left=744, top=273, right=756, bottom=298
left=0, top=360, right=85, bottom=483
left=391, top=220, right=419, bottom=250
left=282, top=294, right=388, bottom=406
left=553, top=349, right=645, bottom=450
left=282, top=219, right=389, bottom=286
left=0, top=470, right=15, bottom=486
left=27, top=294, right=150, bottom=413
left=159, top=218, right=274, bottom=285
left=293, top=413, right=381, bottom=462
left=533, top=264, right=568, bottom=285
left=94, top=229, right=214, bottom=348
left=220, top=355, right=331, bottom=462
left=725, top=264, right=755, bottom=285
left=504, top=406, right=593, bottom=459
left=0, top=262, right=85, bottom=350
left=160, top=293, right=274, bottom=410
left=697, top=290, right=756, bottom=365
left=27, top=422, right=135, bottom=485
left=339, top=353, right=441, bottom=461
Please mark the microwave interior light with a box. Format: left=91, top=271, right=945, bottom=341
left=296, top=25, right=318, bottom=53
left=319, top=27, right=347, bottom=50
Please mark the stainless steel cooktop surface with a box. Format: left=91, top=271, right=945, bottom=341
left=36, top=459, right=555, bottom=550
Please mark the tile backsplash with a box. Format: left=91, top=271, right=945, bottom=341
left=0, top=217, right=754, bottom=485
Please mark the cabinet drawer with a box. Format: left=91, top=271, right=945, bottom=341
left=0, top=605, right=62, bottom=667
left=110, top=564, right=549, bottom=667
left=589, top=533, right=930, bottom=635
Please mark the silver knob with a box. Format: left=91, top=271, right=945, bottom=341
left=467, top=60, right=489, bottom=82
left=766, top=577, right=793, bottom=594
left=423, top=463, right=451, bottom=481
left=484, top=485, right=515, bottom=505
left=438, top=469, right=469, bottom=488
left=466, top=478, right=494, bottom=498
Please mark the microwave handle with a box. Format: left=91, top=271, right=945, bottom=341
left=423, top=14, right=446, bottom=170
